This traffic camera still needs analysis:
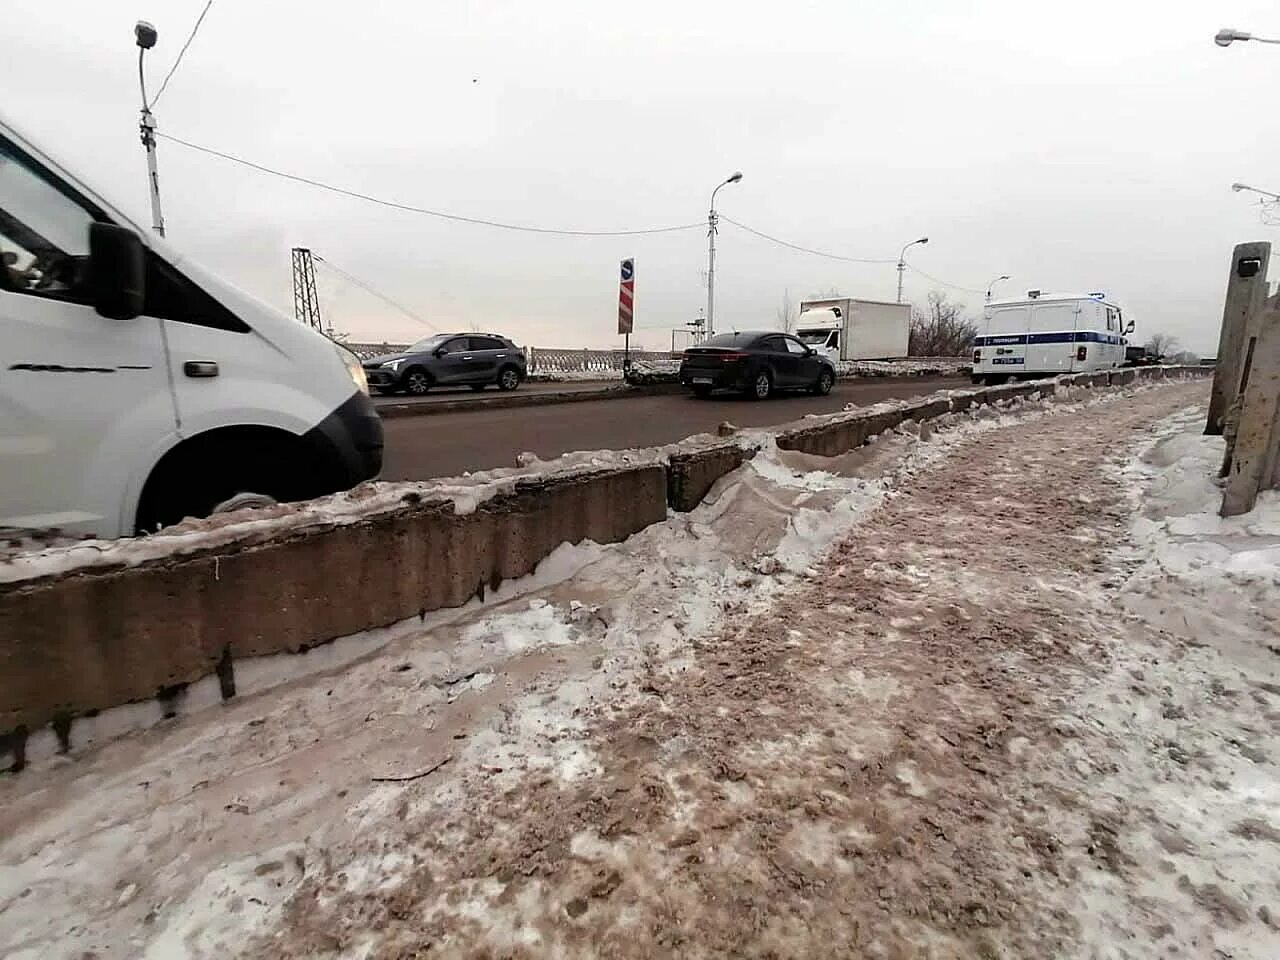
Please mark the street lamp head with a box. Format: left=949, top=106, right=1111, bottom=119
left=998, top=274, right=1010, bottom=281
left=727, top=171, right=743, bottom=184
left=1232, top=182, right=1250, bottom=192
left=917, top=237, right=929, bottom=245
left=135, top=20, right=158, bottom=50
left=1215, top=28, right=1251, bottom=47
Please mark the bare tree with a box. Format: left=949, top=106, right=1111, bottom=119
left=807, top=286, right=843, bottom=299
left=909, top=290, right=978, bottom=357
left=1144, top=333, right=1179, bottom=359
left=776, top=288, right=796, bottom=333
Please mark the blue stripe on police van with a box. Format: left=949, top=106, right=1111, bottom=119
left=974, top=331, right=1124, bottom=347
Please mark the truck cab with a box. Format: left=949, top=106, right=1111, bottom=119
left=796, top=307, right=843, bottom=362
left=0, top=114, right=383, bottom=538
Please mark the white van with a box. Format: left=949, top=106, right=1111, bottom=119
left=0, top=115, right=383, bottom=538
left=971, top=291, right=1132, bottom=385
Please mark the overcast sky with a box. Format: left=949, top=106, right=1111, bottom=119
left=5, top=0, right=1279, bottom=353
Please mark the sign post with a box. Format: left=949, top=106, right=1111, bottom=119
left=618, top=258, right=635, bottom=373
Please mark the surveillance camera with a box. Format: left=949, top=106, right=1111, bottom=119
left=135, top=21, right=158, bottom=50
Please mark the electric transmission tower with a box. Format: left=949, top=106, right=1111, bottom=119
left=291, top=247, right=324, bottom=333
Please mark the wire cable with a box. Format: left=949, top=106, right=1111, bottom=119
left=905, top=264, right=985, bottom=295
left=150, top=0, right=215, bottom=108
left=720, top=216, right=896, bottom=263
left=314, top=255, right=439, bottom=332
left=156, top=133, right=705, bottom=236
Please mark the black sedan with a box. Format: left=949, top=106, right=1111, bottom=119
left=679, top=331, right=836, bottom=400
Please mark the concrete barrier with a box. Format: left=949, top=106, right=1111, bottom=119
left=667, top=444, right=760, bottom=512
left=0, top=366, right=1210, bottom=770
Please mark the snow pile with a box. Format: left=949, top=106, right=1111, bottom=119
left=1048, top=405, right=1280, bottom=958
left=835, top=357, right=971, bottom=378
left=526, top=369, right=622, bottom=383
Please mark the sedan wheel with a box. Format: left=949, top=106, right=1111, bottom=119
left=750, top=371, right=772, bottom=401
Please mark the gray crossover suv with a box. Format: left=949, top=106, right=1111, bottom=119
left=363, top=333, right=528, bottom=396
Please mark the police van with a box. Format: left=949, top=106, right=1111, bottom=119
left=971, top=291, right=1132, bottom=385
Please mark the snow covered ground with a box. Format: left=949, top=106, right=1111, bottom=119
left=2, top=378, right=1276, bottom=959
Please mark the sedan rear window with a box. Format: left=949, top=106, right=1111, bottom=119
left=700, top=332, right=755, bottom=348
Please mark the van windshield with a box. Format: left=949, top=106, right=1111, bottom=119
left=797, top=330, right=831, bottom=345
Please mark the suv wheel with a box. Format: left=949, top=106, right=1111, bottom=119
left=812, top=368, right=834, bottom=396
left=497, top=366, right=521, bottom=391
left=404, top=368, right=432, bottom=395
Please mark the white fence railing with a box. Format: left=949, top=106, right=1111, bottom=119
left=343, top=342, right=677, bottom=371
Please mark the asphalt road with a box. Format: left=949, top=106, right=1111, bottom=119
left=380, top=376, right=967, bottom=481
left=372, top=380, right=612, bottom=407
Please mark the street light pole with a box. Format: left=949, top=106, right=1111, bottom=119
left=1233, top=182, right=1280, bottom=202
left=896, top=236, right=928, bottom=303
left=986, top=274, right=1010, bottom=302
left=135, top=21, right=166, bottom=237
left=1215, top=27, right=1280, bottom=46
left=706, top=171, right=743, bottom=338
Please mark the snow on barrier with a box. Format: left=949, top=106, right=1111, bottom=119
left=0, top=366, right=1209, bottom=771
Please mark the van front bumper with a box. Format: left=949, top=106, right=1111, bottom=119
left=303, top=390, right=384, bottom=485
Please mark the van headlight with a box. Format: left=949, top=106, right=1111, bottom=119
left=335, top=344, right=370, bottom=395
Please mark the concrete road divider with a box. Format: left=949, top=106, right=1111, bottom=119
left=0, top=366, right=1209, bottom=771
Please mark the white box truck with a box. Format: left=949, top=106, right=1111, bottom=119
left=794, top=297, right=910, bottom=362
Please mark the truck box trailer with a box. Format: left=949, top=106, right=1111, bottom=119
left=794, top=298, right=910, bottom=361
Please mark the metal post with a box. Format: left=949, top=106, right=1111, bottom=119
left=896, top=237, right=928, bottom=304
left=137, top=49, right=166, bottom=237
left=706, top=208, right=718, bottom=339
left=705, top=173, right=741, bottom=340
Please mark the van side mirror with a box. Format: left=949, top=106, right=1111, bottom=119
left=1124, top=319, right=1135, bottom=334
left=88, top=222, right=145, bottom=320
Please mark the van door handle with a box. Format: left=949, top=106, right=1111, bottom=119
left=184, top=361, right=219, bottom=378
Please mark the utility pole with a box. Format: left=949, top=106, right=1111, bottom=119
left=706, top=171, right=742, bottom=338
left=291, top=248, right=324, bottom=333
left=897, top=236, right=928, bottom=303
left=134, top=21, right=166, bottom=236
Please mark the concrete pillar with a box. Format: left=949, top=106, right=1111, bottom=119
left=1207, top=241, right=1271, bottom=435
left=1221, top=299, right=1280, bottom=516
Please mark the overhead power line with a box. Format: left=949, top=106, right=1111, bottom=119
left=314, top=255, right=438, bottom=332
left=721, top=216, right=896, bottom=264
left=156, top=133, right=705, bottom=237
left=905, top=264, right=985, bottom=295
left=150, top=0, right=214, bottom=108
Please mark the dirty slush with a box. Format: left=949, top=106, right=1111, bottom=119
left=222, top=381, right=1258, bottom=958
